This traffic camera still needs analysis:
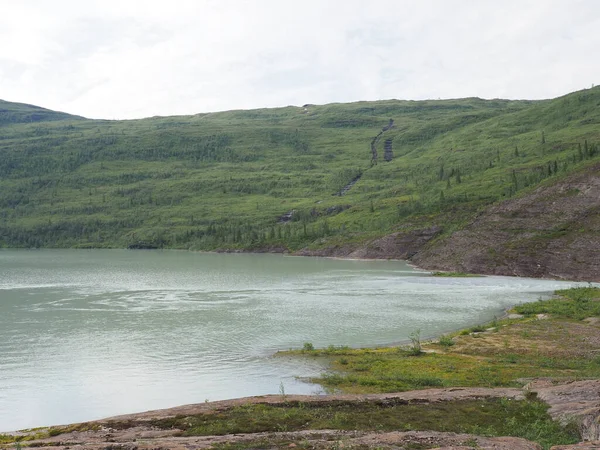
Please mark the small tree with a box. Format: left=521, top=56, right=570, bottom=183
left=408, top=329, right=422, bottom=356
left=302, top=342, right=315, bottom=352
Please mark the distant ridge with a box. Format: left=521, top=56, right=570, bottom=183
left=0, top=99, right=85, bottom=125
left=0, top=87, right=599, bottom=280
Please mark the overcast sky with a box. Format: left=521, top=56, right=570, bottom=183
left=1, top=0, right=598, bottom=119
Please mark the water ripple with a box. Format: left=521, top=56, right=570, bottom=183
left=0, top=249, right=589, bottom=432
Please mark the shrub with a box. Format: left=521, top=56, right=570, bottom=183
left=407, top=329, right=422, bottom=356
left=438, top=335, right=455, bottom=347
left=302, top=342, right=315, bottom=352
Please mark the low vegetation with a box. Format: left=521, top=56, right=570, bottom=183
left=1, top=88, right=600, bottom=254
left=2, top=399, right=577, bottom=449
left=287, top=287, right=600, bottom=394
left=437, top=335, right=455, bottom=347
left=277, top=287, right=600, bottom=448
left=175, top=398, right=576, bottom=448
left=431, top=271, right=481, bottom=277
left=514, top=286, right=600, bottom=319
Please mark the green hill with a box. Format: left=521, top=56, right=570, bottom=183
left=0, top=99, right=84, bottom=125
left=0, top=88, right=599, bottom=279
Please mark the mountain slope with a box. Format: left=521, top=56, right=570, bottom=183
left=0, top=99, right=84, bottom=125
left=0, top=89, right=599, bottom=280
left=413, top=161, right=600, bottom=281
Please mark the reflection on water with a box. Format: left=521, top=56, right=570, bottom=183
left=0, top=249, right=582, bottom=431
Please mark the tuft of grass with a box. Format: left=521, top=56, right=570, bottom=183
left=0, top=429, right=64, bottom=445
left=288, top=344, right=352, bottom=356
left=0, top=435, right=17, bottom=445
left=459, top=324, right=488, bottom=335
left=406, top=329, right=423, bottom=356
left=325, top=344, right=351, bottom=354
left=438, top=335, right=455, bottom=347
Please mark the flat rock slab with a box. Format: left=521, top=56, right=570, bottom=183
left=15, top=388, right=526, bottom=449
left=350, top=430, right=541, bottom=449
left=551, top=442, right=600, bottom=449
left=12, top=383, right=600, bottom=449
left=508, top=313, right=525, bottom=319
left=17, top=430, right=542, bottom=450
left=98, top=387, right=525, bottom=423
left=529, top=379, right=600, bottom=441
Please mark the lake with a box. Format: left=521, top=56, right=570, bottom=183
left=0, top=249, right=581, bottom=431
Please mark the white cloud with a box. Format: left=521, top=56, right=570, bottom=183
left=0, top=0, right=598, bottom=119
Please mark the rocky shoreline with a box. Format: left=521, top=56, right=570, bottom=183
left=3, top=381, right=599, bottom=449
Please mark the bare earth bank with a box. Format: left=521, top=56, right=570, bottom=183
left=296, top=162, right=600, bottom=282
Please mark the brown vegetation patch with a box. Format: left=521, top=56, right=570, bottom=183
left=449, top=318, right=600, bottom=359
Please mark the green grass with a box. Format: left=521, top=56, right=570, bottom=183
left=24, top=397, right=576, bottom=449
left=125, top=398, right=575, bottom=449
left=0, top=422, right=101, bottom=445
left=307, top=349, right=600, bottom=393
left=0, top=99, right=82, bottom=125
left=0, top=87, right=599, bottom=251
left=459, top=324, right=489, bottom=334
left=0, top=432, right=48, bottom=445
left=437, top=335, right=455, bottom=347
left=514, top=286, right=600, bottom=319
left=431, top=271, right=481, bottom=277
left=0, top=399, right=581, bottom=449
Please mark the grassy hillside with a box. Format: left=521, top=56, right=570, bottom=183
left=0, top=88, right=599, bottom=252
left=0, top=99, right=83, bottom=125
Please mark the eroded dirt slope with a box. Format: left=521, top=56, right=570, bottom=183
left=296, top=163, right=600, bottom=281
left=328, top=162, right=600, bottom=281
left=412, top=162, right=600, bottom=281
